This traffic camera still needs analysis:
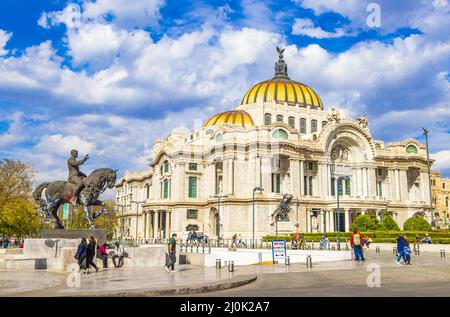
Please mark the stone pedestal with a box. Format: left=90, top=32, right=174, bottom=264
left=39, top=229, right=106, bottom=245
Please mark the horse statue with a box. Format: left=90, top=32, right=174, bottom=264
left=33, top=168, right=118, bottom=229
left=270, top=193, right=293, bottom=226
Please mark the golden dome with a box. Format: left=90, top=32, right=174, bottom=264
left=203, top=110, right=255, bottom=128
left=241, top=79, right=323, bottom=109
left=241, top=46, right=323, bottom=109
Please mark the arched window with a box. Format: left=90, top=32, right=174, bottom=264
left=311, top=119, right=318, bottom=133
left=215, top=133, right=223, bottom=143
left=264, top=113, right=272, bottom=125
left=288, top=116, right=295, bottom=128
left=276, top=115, right=284, bottom=123
left=272, top=129, right=288, bottom=139
left=299, top=118, right=306, bottom=134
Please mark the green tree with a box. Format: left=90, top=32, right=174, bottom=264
left=403, top=216, right=432, bottom=231
left=350, top=214, right=380, bottom=231
left=379, top=211, right=400, bottom=231
left=0, top=159, right=43, bottom=238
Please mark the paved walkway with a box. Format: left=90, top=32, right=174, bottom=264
left=0, top=250, right=448, bottom=296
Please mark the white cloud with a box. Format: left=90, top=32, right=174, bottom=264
left=82, top=0, right=165, bottom=28
left=38, top=3, right=82, bottom=29
left=35, top=134, right=96, bottom=157
left=0, top=29, right=12, bottom=56
left=292, top=18, right=347, bottom=38
left=432, top=150, right=450, bottom=170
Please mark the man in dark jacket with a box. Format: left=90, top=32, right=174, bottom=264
left=396, top=234, right=407, bottom=265
left=350, top=228, right=365, bottom=262
left=86, top=236, right=99, bottom=273
left=75, top=237, right=87, bottom=272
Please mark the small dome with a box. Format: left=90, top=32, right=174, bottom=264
left=240, top=46, right=323, bottom=109
left=203, top=110, right=255, bottom=128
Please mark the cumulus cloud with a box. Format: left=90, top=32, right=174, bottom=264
left=0, top=29, right=12, bottom=56
left=292, top=18, right=346, bottom=38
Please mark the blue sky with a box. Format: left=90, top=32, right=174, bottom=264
left=0, top=0, right=449, bottom=186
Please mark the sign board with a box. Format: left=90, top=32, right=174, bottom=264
left=271, top=240, right=287, bottom=263
left=62, top=203, right=71, bottom=220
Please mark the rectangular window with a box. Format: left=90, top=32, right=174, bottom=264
left=345, top=178, right=351, bottom=195
left=300, top=119, right=306, bottom=134
left=163, top=161, right=170, bottom=173
left=163, top=179, right=169, bottom=198
left=308, top=162, right=314, bottom=170
left=189, top=163, right=198, bottom=171
left=377, top=181, right=383, bottom=197
left=331, top=178, right=336, bottom=196
left=304, top=176, right=308, bottom=195
left=188, top=176, right=197, bottom=198
left=187, top=209, right=198, bottom=219
left=146, top=185, right=150, bottom=199
left=309, top=176, right=313, bottom=195
left=337, top=179, right=343, bottom=195
left=288, top=117, right=295, bottom=128
left=311, top=120, right=317, bottom=133
left=272, top=173, right=281, bottom=193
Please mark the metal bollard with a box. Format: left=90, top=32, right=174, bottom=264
left=285, top=256, right=290, bottom=265
left=375, top=246, right=380, bottom=254
left=311, top=241, right=314, bottom=250
left=393, top=247, right=397, bottom=255
left=190, top=245, right=193, bottom=253
left=228, top=261, right=234, bottom=272
left=306, top=255, right=312, bottom=268
left=216, top=259, right=221, bottom=269
left=202, top=245, right=205, bottom=253
left=196, top=246, right=199, bottom=253
left=331, top=245, right=336, bottom=251
left=440, top=249, right=446, bottom=258
left=208, top=242, right=211, bottom=254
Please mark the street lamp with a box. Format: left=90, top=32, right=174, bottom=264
left=213, top=194, right=228, bottom=242
left=336, top=175, right=350, bottom=251
left=130, top=200, right=145, bottom=241
left=422, top=127, right=434, bottom=228
left=252, top=186, right=264, bottom=248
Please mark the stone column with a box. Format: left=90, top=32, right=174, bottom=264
left=420, top=171, right=429, bottom=204
left=388, top=169, right=395, bottom=200
left=357, top=168, right=363, bottom=197
left=153, top=211, right=159, bottom=239
left=400, top=169, right=409, bottom=202
left=327, top=164, right=332, bottom=197
left=307, top=210, right=312, bottom=232
left=165, top=211, right=171, bottom=237
left=300, top=160, right=305, bottom=196
left=320, top=210, right=326, bottom=233
left=369, top=168, right=377, bottom=198
left=290, top=159, right=300, bottom=196
left=395, top=169, right=401, bottom=201
left=344, top=209, right=350, bottom=232
left=330, top=210, right=335, bottom=232
left=261, top=157, right=272, bottom=194
left=362, top=168, right=367, bottom=197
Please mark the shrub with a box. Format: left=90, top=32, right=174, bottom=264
left=403, top=217, right=432, bottom=231
left=379, top=211, right=400, bottom=231
left=349, top=214, right=380, bottom=232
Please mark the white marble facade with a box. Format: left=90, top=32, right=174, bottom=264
left=115, top=55, right=432, bottom=240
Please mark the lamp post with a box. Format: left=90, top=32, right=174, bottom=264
left=213, top=194, right=228, bottom=243
left=336, top=175, right=349, bottom=250
left=117, top=202, right=130, bottom=244
left=252, top=186, right=264, bottom=248
left=130, top=200, right=145, bottom=241
left=422, top=127, right=434, bottom=228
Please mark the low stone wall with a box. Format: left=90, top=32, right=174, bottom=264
left=370, top=243, right=450, bottom=252
left=180, top=248, right=352, bottom=267
left=6, top=240, right=167, bottom=272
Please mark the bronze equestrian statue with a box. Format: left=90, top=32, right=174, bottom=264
left=33, top=150, right=118, bottom=229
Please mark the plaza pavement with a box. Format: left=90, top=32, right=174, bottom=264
left=0, top=250, right=448, bottom=296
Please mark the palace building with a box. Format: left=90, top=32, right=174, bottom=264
left=115, top=50, right=433, bottom=240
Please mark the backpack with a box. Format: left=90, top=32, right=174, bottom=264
left=353, top=233, right=361, bottom=246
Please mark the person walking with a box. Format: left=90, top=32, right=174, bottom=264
left=74, top=237, right=87, bottom=272
left=165, top=233, right=177, bottom=272
left=350, top=228, right=365, bottom=262
left=86, top=236, right=99, bottom=273
left=396, top=233, right=407, bottom=265
left=404, top=240, right=412, bottom=265
left=97, top=243, right=109, bottom=269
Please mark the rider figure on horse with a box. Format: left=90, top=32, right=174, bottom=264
left=67, top=149, right=89, bottom=205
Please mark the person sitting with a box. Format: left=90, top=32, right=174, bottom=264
left=291, top=233, right=300, bottom=249
left=320, top=234, right=330, bottom=249
left=97, top=243, right=109, bottom=268
left=364, top=235, right=373, bottom=249
left=422, top=234, right=432, bottom=244
left=111, top=242, right=125, bottom=268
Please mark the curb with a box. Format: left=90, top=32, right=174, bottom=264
left=62, top=274, right=258, bottom=297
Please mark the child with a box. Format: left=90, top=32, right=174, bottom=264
left=403, top=243, right=411, bottom=265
